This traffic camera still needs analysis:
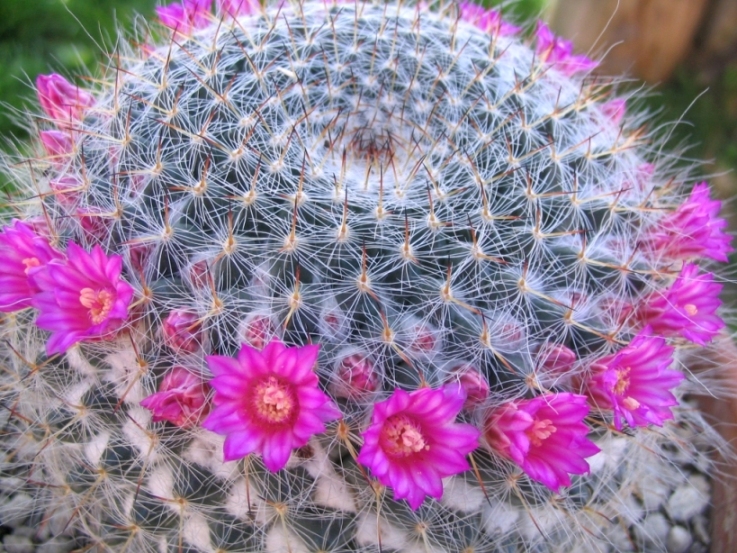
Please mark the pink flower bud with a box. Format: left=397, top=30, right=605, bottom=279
left=319, top=304, right=347, bottom=341
left=239, top=312, right=277, bottom=350
left=162, top=309, right=203, bottom=353
left=36, top=73, right=95, bottom=124
left=537, top=344, right=577, bottom=374
left=157, top=0, right=212, bottom=34
left=601, top=98, right=626, bottom=126
left=458, top=2, right=520, bottom=36
left=187, top=259, right=210, bottom=288
left=49, top=176, right=82, bottom=209
left=140, top=366, right=210, bottom=427
left=402, top=320, right=441, bottom=356
left=128, top=242, right=154, bottom=273
left=446, top=363, right=489, bottom=409
left=330, top=352, right=379, bottom=399
left=40, top=130, right=73, bottom=159
left=535, top=22, right=598, bottom=76
left=76, top=208, right=111, bottom=240
left=217, top=0, right=259, bottom=16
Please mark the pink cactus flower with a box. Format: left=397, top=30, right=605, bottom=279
left=648, top=183, right=733, bottom=263
left=33, top=243, right=135, bottom=354
left=141, top=366, right=210, bottom=427
left=40, top=130, right=73, bottom=159
left=638, top=264, right=724, bottom=345
left=601, top=98, right=627, bottom=126
left=157, top=0, right=212, bottom=34
left=203, top=340, right=341, bottom=471
left=162, top=309, right=203, bottom=353
left=584, top=329, right=682, bottom=430
left=330, top=352, right=379, bottom=399
left=0, top=221, right=63, bottom=312
left=458, top=2, right=520, bottom=36
left=356, top=385, right=480, bottom=510
left=445, top=363, right=489, bottom=409
left=36, top=74, right=94, bottom=124
left=217, top=0, right=260, bottom=17
left=535, top=22, right=598, bottom=76
left=484, top=393, right=599, bottom=492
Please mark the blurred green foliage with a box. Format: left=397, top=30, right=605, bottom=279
left=0, top=0, right=157, bottom=142
left=648, top=66, right=737, bottom=172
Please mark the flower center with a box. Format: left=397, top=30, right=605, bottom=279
left=79, top=288, right=114, bottom=325
left=613, top=367, right=631, bottom=395
left=22, top=257, right=40, bottom=274
left=622, top=397, right=641, bottom=410
left=684, top=303, right=698, bottom=316
left=251, top=376, right=297, bottom=425
left=526, top=418, right=556, bottom=447
left=381, top=415, right=428, bottom=457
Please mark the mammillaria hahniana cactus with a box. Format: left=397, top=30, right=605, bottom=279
left=0, top=0, right=733, bottom=551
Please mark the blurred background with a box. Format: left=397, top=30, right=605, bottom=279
left=1, top=0, right=736, bottom=235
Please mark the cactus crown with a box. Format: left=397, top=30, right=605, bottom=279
left=0, top=1, right=731, bottom=552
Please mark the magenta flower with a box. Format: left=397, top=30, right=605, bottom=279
left=329, top=352, right=379, bottom=400
left=157, top=0, right=212, bottom=34
left=535, top=22, right=598, bottom=76
left=0, top=221, right=63, bottom=312
left=484, top=393, right=599, bottom=492
left=141, top=366, right=210, bottom=427
left=217, top=0, right=259, bottom=16
left=584, top=329, right=682, bottom=430
left=458, top=2, right=520, bottom=36
left=638, top=264, right=724, bottom=345
left=356, top=385, right=480, bottom=510
left=40, top=130, right=73, bottom=159
left=33, top=243, right=135, bottom=354
left=36, top=74, right=94, bottom=124
left=648, top=183, right=733, bottom=263
left=162, top=309, right=203, bottom=353
left=203, top=341, right=341, bottom=471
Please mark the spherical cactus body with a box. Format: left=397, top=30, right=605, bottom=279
left=0, top=1, right=732, bottom=552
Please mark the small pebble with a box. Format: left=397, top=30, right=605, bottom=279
left=2, top=535, right=34, bottom=553
left=666, top=476, right=710, bottom=522
left=0, top=494, right=33, bottom=528
left=37, top=538, right=74, bottom=553
left=635, top=513, right=669, bottom=546
left=666, top=525, right=693, bottom=553
left=638, top=478, right=670, bottom=511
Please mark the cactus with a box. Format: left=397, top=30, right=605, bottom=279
left=0, top=0, right=733, bottom=551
